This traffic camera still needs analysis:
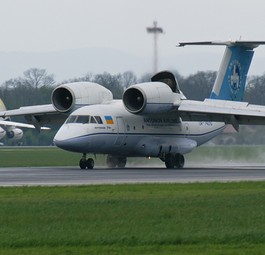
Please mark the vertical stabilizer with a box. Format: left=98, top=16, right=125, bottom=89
left=0, top=98, right=6, bottom=111
left=0, top=98, right=10, bottom=121
left=210, top=46, right=253, bottom=101
left=178, top=41, right=265, bottom=101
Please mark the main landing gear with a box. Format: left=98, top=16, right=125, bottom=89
left=106, top=155, right=127, bottom=168
left=161, top=153, right=185, bottom=169
left=79, top=153, right=94, bottom=170
left=79, top=153, right=183, bottom=170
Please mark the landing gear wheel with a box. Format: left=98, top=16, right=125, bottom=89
left=106, top=155, right=116, bottom=168
left=79, top=159, right=87, bottom=170
left=86, top=158, right=94, bottom=169
left=175, top=153, right=185, bottom=169
left=165, top=154, right=176, bottom=169
left=117, top=157, right=127, bottom=168
left=164, top=153, right=185, bottom=169
left=106, top=155, right=127, bottom=168
left=79, top=153, right=95, bottom=170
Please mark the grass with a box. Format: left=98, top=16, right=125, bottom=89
left=0, top=182, right=265, bottom=254
left=0, top=147, right=81, bottom=167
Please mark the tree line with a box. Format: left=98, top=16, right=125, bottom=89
left=1, top=68, right=265, bottom=145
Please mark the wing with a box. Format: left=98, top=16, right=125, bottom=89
left=0, top=104, right=68, bottom=127
left=0, top=81, right=115, bottom=128
left=0, top=120, right=50, bottom=130
left=178, top=99, right=265, bottom=131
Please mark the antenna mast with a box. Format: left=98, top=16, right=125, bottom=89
left=146, top=21, right=163, bottom=74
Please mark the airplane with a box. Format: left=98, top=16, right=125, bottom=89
left=2, top=40, right=265, bottom=168
left=0, top=98, right=50, bottom=142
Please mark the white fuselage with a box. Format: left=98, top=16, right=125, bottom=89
left=54, top=101, right=225, bottom=158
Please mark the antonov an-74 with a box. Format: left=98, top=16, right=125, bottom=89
left=1, top=41, right=265, bottom=169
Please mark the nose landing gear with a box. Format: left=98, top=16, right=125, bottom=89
left=79, top=153, right=94, bottom=170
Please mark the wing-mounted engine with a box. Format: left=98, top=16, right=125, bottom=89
left=0, top=127, right=6, bottom=140
left=6, top=128, right=23, bottom=140
left=123, top=71, right=182, bottom=114
left=51, top=82, right=113, bottom=113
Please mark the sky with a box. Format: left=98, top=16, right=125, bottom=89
left=1, top=0, right=265, bottom=79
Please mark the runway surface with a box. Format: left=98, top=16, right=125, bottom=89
left=1, top=164, right=265, bottom=186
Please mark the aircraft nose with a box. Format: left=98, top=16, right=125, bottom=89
left=53, top=126, right=91, bottom=153
left=53, top=128, right=64, bottom=143
left=53, top=131, right=67, bottom=149
left=53, top=135, right=86, bottom=153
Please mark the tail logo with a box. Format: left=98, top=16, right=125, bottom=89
left=229, top=60, right=242, bottom=97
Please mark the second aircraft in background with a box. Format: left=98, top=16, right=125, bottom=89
left=0, top=98, right=49, bottom=143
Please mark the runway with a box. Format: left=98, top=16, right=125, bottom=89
left=1, top=164, right=265, bottom=186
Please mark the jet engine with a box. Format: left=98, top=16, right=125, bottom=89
left=51, top=82, right=113, bottom=113
left=0, top=127, right=6, bottom=140
left=6, top=128, right=23, bottom=140
left=123, top=82, right=180, bottom=114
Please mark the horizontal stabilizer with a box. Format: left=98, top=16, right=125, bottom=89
left=177, top=40, right=265, bottom=49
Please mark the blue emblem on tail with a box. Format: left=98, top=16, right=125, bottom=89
left=229, top=60, right=241, bottom=94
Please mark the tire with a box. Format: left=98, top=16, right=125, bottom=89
left=175, top=154, right=184, bottom=169
left=165, top=154, right=176, bottom=168
left=117, top=157, right=127, bottom=168
left=106, top=155, right=116, bottom=168
left=79, top=159, right=87, bottom=169
left=86, top=158, right=94, bottom=169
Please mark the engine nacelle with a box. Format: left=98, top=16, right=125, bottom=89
left=6, top=128, right=23, bottom=140
left=51, top=82, right=113, bottom=113
left=123, top=82, right=180, bottom=114
left=0, top=127, right=6, bottom=140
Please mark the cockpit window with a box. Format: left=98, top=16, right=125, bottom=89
left=76, top=116, right=90, bottom=124
left=66, top=115, right=104, bottom=124
left=66, top=115, right=77, bottom=124
left=90, top=116, right=97, bottom=124
left=95, top=116, right=103, bottom=124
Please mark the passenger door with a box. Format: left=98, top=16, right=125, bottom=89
left=114, top=117, right=126, bottom=146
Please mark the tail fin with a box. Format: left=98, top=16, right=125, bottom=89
left=178, top=41, right=265, bottom=101
left=0, top=98, right=6, bottom=111
left=210, top=45, right=254, bottom=101
left=0, top=98, right=10, bottom=121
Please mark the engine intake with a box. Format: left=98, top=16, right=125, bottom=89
left=123, top=82, right=179, bottom=114
left=6, top=128, right=23, bottom=140
left=51, top=82, right=113, bottom=113
left=52, top=87, right=73, bottom=112
left=123, top=87, right=146, bottom=113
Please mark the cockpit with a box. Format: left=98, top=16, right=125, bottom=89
left=151, top=71, right=181, bottom=93
left=65, top=115, right=103, bottom=124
